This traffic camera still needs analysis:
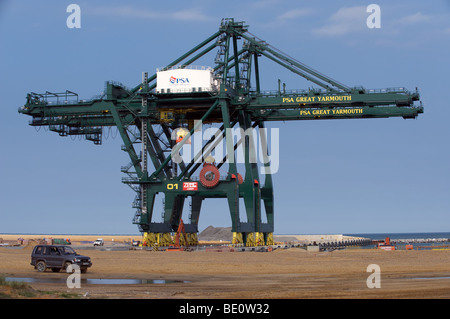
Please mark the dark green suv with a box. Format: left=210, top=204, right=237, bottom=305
left=31, top=245, right=92, bottom=273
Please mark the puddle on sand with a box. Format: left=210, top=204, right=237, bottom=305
left=411, top=276, right=450, bottom=280
left=5, top=277, right=190, bottom=285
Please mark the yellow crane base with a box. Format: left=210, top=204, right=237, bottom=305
left=141, top=232, right=198, bottom=247
left=232, top=232, right=274, bottom=246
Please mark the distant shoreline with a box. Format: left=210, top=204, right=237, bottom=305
left=1, top=231, right=449, bottom=238
left=0, top=233, right=141, bottom=236
left=0, top=234, right=142, bottom=242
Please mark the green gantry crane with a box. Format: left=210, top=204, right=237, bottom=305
left=18, top=19, right=423, bottom=247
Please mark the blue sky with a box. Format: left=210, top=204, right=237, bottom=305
left=1, top=0, right=449, bottom=235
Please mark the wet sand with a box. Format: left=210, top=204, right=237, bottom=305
left=1, top=241, right=449, bottom=299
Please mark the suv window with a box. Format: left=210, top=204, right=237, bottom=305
left=58, top=246, right=76, bottom=255
left=50, top=246, right=60, bottom=255
left=42, top=246, right=50, bottom=255
left=34, top=246, right=43, bottom=255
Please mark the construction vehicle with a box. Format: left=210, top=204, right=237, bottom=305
left=377, top=237, right=396, bottom=250
left=18, top=19, right=423, bottom=247
left=166, top=219, right=189, bottom=251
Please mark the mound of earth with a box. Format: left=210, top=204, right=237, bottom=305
left=198, top=226, right=232, bottom=242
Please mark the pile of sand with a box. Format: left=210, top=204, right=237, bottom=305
left=198, top=226, right=232, bottom=242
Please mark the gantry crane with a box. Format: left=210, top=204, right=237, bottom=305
left=18, top=19, right=423, bottom=247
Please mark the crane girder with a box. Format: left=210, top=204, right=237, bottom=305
left=20, top=85, right=422, bottom=125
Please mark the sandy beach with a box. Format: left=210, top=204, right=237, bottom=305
left=1, top=233, right=449, bottom=299
left=0, top=234, right=142, bottom=244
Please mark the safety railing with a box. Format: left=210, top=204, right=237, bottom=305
left=156, top=65, right=213, bottom=72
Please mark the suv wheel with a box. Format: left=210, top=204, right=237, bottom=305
left=64, top=261, right=72, bottom=273
left=36, top=261, right=47, bottom=272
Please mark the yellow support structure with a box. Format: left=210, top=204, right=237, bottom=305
left=232, top=232, right=243, bottom=245
left=187, top=233, right=199, bottom=246
left=245, top=232, right=256, bottom=247
left=145, top=230, right=269, bottom=248
left=265, top=232, right=274, bottom=245
left=160, top=232, right=173, bottom=246
left=141, top=232, right=148, bottom=247
left=255, top=232, right=265, bottom=246
left=178, top=232, right=187, bottom=246
left=142, top=232, right=159, bottom=247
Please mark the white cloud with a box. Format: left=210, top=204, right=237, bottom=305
left=169, top=8, right=214, bottom=22
left=249, top=0, right=283, bottom=9
left=277, top=8, right=313, bottom=21
left=86, top=5, right=213, bottom=22
left=313, top=6, right=367, bottom=36
left=395, top=12, right=430, bottom=25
